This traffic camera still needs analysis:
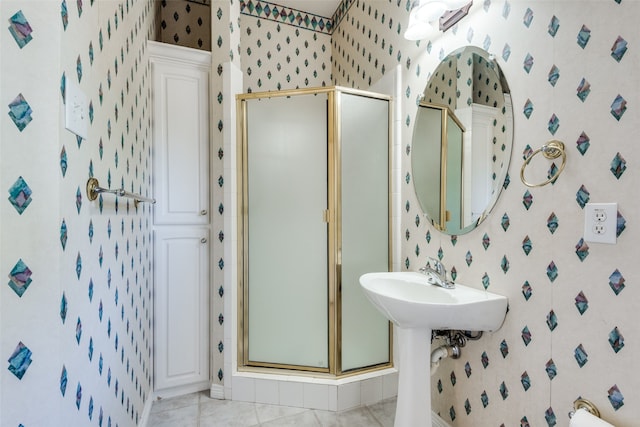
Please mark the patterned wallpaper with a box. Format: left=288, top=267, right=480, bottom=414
left=239, top=6, right=332, bottom=91
left=4, top=0, right=634, bottom=426
left=211, top=0, right=242, bottom=393
left=2, top=0, right=154, bottom=425
left=155, top=0, right=211, bottom=51
left=230, top=1, right=638, bottom=426
left=330, top=1, right=638, bottom=426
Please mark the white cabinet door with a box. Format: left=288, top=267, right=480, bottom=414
left=151, top=45, right=210, bottom=225
left=150, top=42, right=212, bottom=395
left=153, top=227, right=210, bottom=391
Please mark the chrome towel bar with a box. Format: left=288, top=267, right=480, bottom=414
left=86, top=177, right=156, bottom=206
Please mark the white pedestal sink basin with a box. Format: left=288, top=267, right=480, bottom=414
left=359, top=271, right=508, bottom=427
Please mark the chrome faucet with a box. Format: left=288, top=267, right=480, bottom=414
left=419, top=257, right=455, bottom=289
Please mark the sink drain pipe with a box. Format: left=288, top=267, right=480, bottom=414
left=430, top=330, right=477, bottom=374
left=430, top=345, right=460, bottom=374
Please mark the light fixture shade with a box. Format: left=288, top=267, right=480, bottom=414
left=404, top=14, right=434, bottom=40
left=442, top=0, right=470, bottom=9
left=413, top=0, right=447, bottom=23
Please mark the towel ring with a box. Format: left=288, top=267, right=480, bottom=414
left=520, top=140, right=566, bottom=188
left=572, top=398, right=601, bottom=418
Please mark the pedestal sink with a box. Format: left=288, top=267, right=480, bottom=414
left=359, top=272, right=508, bottom=427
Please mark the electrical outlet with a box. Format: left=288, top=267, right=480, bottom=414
left=593, top=223, right=606, bottom=234
left=584, top=202, right=617, bottom=244
left=594, top=209, right=607, bottom=222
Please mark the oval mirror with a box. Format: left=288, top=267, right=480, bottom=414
left=411, top=46, right=513, bottom=235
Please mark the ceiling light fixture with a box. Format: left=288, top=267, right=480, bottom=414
left=404, top=12, right=437, bottom=40
left=442, top=0, right=472, bottom=8
left=404, top=0, right=473, bottom=40
left=413, top=0, right=447, bottom=23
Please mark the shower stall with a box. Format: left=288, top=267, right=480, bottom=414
left=236, top=86, right=392, bottom=376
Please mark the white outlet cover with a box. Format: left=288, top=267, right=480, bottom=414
left=584, top=202, right=617, bottom=244
left=65, top=80, right=89, bottom=139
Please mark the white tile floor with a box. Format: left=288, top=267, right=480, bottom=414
left=148, top=391, right=397, bottom=427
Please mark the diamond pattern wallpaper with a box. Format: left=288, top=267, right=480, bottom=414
left=237, top=0, right=638, bottom=426
left=2, top=0, right=639, bottom=426
left=155, top=0, right=211, bottom=50
left=240, top=19, right=331, bottom=92
left=2, top=0, right=154, bottom=425
left=328, top=1, right=638, bottom=426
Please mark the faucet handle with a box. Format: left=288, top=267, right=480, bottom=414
left=424, top=257, right=454, bottom=288
left=429, top=258, right=448, bottom=283
left=427, top=257, right=445, bottom=275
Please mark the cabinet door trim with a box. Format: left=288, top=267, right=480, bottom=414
left=150, top=42, right=211, bottom=225
left=153, top=227, right=210, bottom=390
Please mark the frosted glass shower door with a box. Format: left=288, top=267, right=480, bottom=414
left=412, top=105, right=443, bottom=226
left=445, top=115, right=464, bottom=233
left=246, top=94, right=329, bottom=369
left=339, top=92, right=390, bottom=371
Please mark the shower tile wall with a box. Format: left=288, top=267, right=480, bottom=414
left=329, top=1, right=639, bottom=426
left=1, top=0, right=155, bottom=426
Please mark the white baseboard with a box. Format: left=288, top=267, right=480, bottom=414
left=153, top=381, right=210, bottom=400
left=210, top=383, right=225, bottom=400
left=137, top=393, right=155, bottom=427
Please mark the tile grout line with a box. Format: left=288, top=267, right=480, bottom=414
left=364, top=405, right=386, bottom=427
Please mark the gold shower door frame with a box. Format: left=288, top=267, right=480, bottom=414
left=236, top=86, right=393, bottom=377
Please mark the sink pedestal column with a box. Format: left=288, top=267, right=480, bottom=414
left=394, top=327, right=432, bottom=427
